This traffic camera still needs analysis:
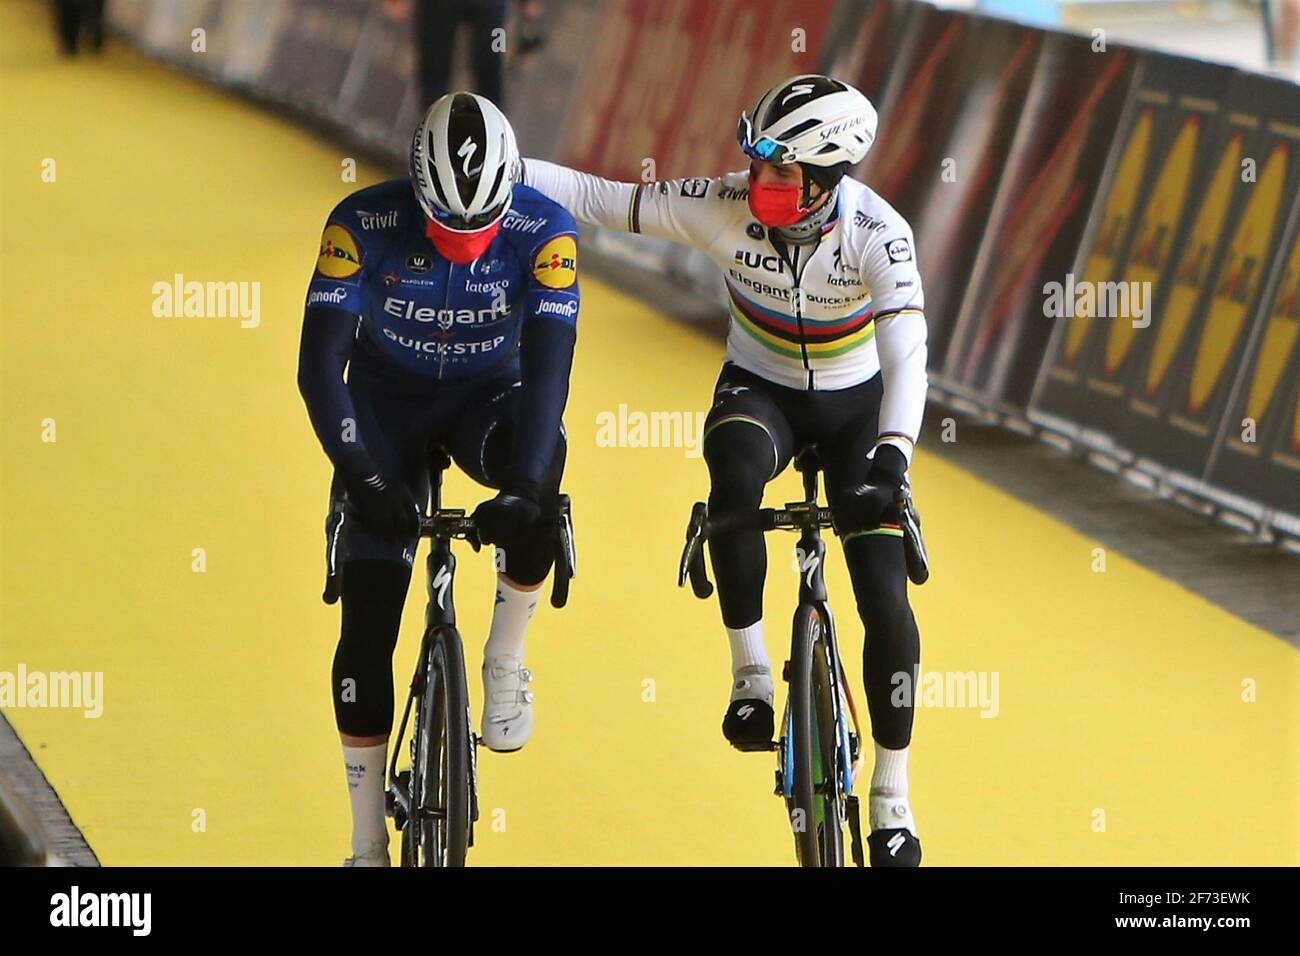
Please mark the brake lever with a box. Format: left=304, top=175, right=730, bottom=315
left=678, top=502, right=708, bottom=588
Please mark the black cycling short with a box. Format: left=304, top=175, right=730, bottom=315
left=702, top=361, right=886, bottom=504
left=328, top=363, right=565, bottom=584
left=701, top=361, right=920, bottom=749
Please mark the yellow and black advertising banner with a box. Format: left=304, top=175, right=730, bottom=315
left=1033, top=54, right=1236, bottom=432
left=1207, top=175, right=1300, bottom=517
left=1111, top=73, right=1300, bottom=477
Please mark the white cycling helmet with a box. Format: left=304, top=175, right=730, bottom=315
left=738, top=74, right=877, bottom=184
left=410, top=92, right=519, bottom=230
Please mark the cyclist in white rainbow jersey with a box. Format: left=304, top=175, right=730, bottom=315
left=525, top=75, right=927, bottom=866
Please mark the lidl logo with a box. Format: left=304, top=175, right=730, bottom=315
left=317, top=223, right=363, bottom=279
left=533, top=235, right=577, bottom=289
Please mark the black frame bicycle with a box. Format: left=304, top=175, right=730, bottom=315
left=324, top=447, right=575, bottom=867
left=679, top=447, right=867, bottom=867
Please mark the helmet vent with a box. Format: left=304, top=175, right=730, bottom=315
left=781, top=118, right=821, bottom=140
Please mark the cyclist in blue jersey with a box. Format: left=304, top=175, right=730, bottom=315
left=297, top=92, right=579, bottom=867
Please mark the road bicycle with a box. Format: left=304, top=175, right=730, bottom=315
left=324, top=448, right=575, bottom=866
left=679, top=446, right=896, bottom=866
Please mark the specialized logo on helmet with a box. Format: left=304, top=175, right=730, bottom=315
left=457, top=137, right=482, bottom=177
left=532, top=235, right=577, bottom=289
left=780, top=82, right=816, bottom=106
left=316, top=224, right=362, bottom=279
left=818, top=114, right=868, bottom=140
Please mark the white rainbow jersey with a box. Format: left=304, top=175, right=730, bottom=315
left=522, top=160, right=929, bottom=462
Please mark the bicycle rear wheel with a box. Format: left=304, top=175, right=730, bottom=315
left=787, top=603, right=845, bottom=867
left=412, top=627, right=473, bottom=867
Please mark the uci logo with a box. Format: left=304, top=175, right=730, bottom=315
left=734, top=250, right=785, bottom=274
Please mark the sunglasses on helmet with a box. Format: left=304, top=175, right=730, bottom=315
left=737, top=114, right=796, bottom=165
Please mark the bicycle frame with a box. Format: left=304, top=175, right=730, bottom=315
left=678, top=449, right=868, bottom=864
left=782, top=461, right=862, bottom=798
left=387, top=451, right=478, bottom=836
left=377, top=447, right=576, bottom=857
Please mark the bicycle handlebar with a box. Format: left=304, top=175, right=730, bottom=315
left=420, top=496, right=576, bottom=609
left=677, top=500, right=836, bottom=599
left=325, top=495, right=577, bottom=609
left=677, top=485, right=927, bottom=598
left=418, top=509, right=478, bottom=541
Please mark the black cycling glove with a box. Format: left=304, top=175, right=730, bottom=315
left=340, top=470, right=420, bottom=541
left=473, top=488, right=543, bottom=548
left=834, top=445, right=909, bottom=535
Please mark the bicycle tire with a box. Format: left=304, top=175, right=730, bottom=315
left=788, top=604, right=821, bottom=865
left=787, top=603, right=847, bottom=866
left=414, top=628, right=472, bottom=867
left=812, top=636, right=846, bottom=866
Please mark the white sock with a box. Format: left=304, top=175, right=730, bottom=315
left=869, top=743, right=916, bottom=834
left=870, top=742, right=909, bottom=796
left=483, top=576, right=540, bottom=660
left=726, top=621, right=769, bottom=675
left=343, top=743, right=389, bottom=856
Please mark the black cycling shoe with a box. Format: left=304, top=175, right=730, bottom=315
left=868, top=828, right=922, bottom=867
left=722, top=698, right=774, bottom=751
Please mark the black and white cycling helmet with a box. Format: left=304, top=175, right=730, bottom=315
left=738, top=74, right=877, bottom=190
left=410, top=92, right=520, bottom=231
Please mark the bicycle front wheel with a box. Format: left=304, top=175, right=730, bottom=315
left=412, top=627, right=473, bottom=867
left=787, top=603, right=845, bottom=867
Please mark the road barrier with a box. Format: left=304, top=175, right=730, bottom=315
left=105, top=0, right=1300, bottom=536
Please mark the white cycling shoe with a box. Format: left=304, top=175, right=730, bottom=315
left=342, top=841, right=390, bottom=867
left=480, top=655, right=535, bottom=752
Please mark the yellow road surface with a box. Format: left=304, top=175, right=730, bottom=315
left=1, top=1, right=1296, bottom=865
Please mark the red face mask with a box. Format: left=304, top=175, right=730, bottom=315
left=747, top=180, right=810, bottom=227
left=425, top=215, right=503, bottom=265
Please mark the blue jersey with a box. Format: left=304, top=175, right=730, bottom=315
left=306, top=179, right=580, bottom=383
left=299, top=179, right=580, bottom=495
